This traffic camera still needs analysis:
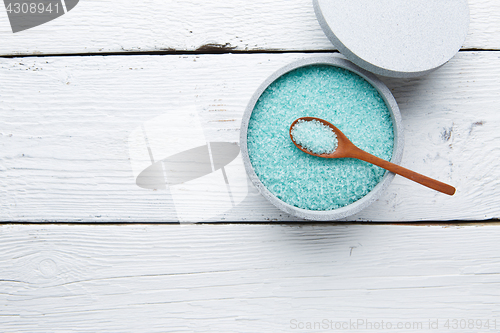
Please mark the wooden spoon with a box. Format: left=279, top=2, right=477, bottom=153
left=290, top=117, right=456, bottom=196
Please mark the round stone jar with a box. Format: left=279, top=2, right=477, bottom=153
left=240, top=56, right=404, bottom=220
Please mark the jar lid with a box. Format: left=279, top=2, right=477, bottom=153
left=313, top=0, right=469, bottom=78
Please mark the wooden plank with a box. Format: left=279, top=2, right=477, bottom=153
left=1, top=223, right=500, bottom=331
left=0, top=0, right=499, bottom=56
left=0, top=51, right=499, bottom=222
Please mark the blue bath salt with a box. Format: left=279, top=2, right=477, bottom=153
left=291, top=119, right=338, bottom=155
left=247, top=64, right=394, bottom=211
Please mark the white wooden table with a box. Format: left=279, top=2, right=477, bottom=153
left=1, top=1, right=499, bottom=331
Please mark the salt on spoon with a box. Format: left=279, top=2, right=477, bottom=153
left=290, top=117, right=456, bottom=195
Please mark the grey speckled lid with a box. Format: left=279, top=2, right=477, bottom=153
left=313, top=0, right=470, bottom=78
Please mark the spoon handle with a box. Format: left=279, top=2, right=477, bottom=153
left=349, top=147, right=456, bottom=196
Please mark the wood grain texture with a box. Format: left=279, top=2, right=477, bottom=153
left=1, top=223, right=500, bottom=332
left=1, top=51, right=499, bottom=222
left=0, top=0, right=499, bottom=56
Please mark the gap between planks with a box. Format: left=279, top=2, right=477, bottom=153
left=0, top=48, right=497, bottom=59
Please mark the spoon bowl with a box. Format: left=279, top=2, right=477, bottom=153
left=290, top=117, right=456, bottom=196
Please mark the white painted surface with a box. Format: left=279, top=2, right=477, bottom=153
left=1, top=0, right=500, bottom=331
left=1, top=224, right=500, bottom=332
left=0, top=0, right=499, bottom=55
left=1, top=52, right=499, bottom=222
